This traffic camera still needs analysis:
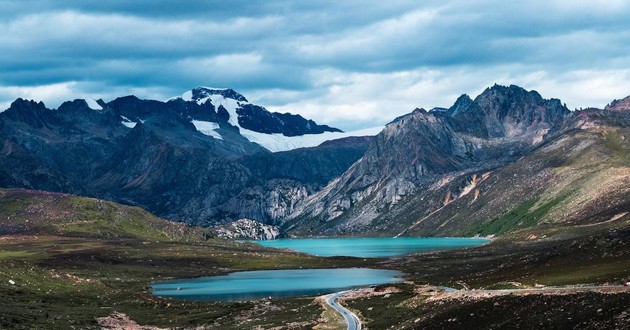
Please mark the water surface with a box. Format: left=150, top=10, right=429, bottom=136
left=254, top=237, right=489, bottom=258
left=152, top=268, right=403, bottom=301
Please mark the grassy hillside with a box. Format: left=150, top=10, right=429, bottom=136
left=0, top=189, right=364, bottom=329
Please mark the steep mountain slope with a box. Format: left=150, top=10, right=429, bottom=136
left=267, top=87, right=630, bottom=237
left=0, top=98, right=127, bottom=194
left=393, top=124, right=630, bottom=237
left=0, top=88, right=375, bottom=226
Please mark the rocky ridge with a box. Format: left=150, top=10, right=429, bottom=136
left=284, top=85, right=630, bottom=237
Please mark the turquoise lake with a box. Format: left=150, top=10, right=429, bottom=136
left=151, top=268, right=404, bottom=301
left=253, top=237, right=489, bottom=258
left=152, top=238, right=487, bottom=301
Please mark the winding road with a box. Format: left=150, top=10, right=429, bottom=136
left=326, top=291, right=361, bottom=330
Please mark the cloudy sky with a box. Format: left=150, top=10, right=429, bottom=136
left=1, top=0, right=629, bottom=130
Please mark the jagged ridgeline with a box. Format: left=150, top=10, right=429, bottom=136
left=2, top=85, right=630, bottom=238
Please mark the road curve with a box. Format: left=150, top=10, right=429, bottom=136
left=326, top=290, right=361, bottom=330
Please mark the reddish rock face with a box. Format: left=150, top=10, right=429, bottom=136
left=605, top=95, right=630, bottom=112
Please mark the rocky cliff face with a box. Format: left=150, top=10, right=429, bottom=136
left=285, top=85, right=573, bottom=235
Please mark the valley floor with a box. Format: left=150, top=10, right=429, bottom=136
left=1, top=189, right=630, bottom=329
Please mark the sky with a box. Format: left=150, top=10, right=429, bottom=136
left=1, top=0, right=630, bottom=130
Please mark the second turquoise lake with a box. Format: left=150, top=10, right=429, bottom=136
left=253, top=237, right=489, bottom=258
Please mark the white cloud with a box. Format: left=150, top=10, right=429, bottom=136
left=0, top=82, right=78, bottom=111
left=519, top=69, right=630, bottom=110
left=262, top=68, right=491, bottom=130
left=294, top=8, right=441, bottom=63
left=258, top=66, right=630, bottom=130
left=1, top=1, right=630, bottom=130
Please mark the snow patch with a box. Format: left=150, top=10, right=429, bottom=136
left=241, top=126, right=382, bottom=152
left=208, top=95, right=241, bottom=127
left=197, top=86, right=228, bottom=91
left=192, top=120, right=223, bottom=140
left=120, top=116, right=137, bottom=128
left=84, top=98, right=102, bottom=110
left=168, top=87, right=229, bottom=103
left=180, top=90, right=193, bottom=102
left=196, top=96, right=211, bottom=105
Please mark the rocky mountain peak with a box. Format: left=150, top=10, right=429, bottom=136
left=3, top=98, right=57, bottom=128
left=474, top=84, right=544, bottom=110
left=605, top=95, right=630, bottom=111
left=465, top=84, right=570, bottom=139
left=7, top=98, right=47, bottom=112
left=447, top=94, right=474, bottom=116
left=286, top=84, right=575, bottom=235
left=58, top=99, right=97, bottom=113
left=188, top=87, right=248, bottom=103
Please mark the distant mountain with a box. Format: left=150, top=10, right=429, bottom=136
left=166, top=87, right=379, bottom=152
left=0, top=88, right=375, bottom=226
left=284, top=85, right=630, bottom=237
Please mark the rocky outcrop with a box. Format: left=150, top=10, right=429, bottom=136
left=211, top=219, right=281, bottom=240
left=605, top=95, right=630, bottom=112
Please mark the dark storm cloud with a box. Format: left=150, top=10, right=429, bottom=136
left=1, top=0, right=629, bottom=128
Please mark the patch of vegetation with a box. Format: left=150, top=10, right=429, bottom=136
left=604, top=129, right=630, bottom=162
left=380, top=290, right=630, bottom=329
left=391, top=217, right=630, bottom=290
left=317, top=302, right=346, bottom=330
left=466, top=193, right=570, bottom=236
left=484, top=283, right=523, bottom=290
left=344, top=283, right=417, bottom=330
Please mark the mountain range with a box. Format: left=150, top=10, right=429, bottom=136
left=0, top=87, right=374, bottom=229
left=1, top=84, right=630, bottom=239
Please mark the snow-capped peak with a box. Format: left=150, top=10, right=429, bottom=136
left=172, top=87, right=248, bottom=104
left=172, top=86, right=380, bottom=152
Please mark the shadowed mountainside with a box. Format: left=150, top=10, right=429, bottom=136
left=0, top=90, right=372, bottom=228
